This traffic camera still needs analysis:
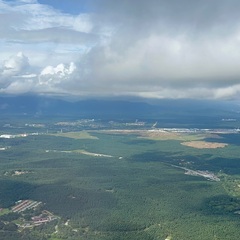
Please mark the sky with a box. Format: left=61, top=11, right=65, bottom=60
left=1, top=0, right=240, bottom=100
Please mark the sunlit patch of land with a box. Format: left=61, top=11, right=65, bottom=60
left=73, top=149, right=113, bottom=157
left=46, top=149, right=113, bottom=158
left=0, top=208, right=10, bottom=216
left=138, top=131, right=206, bottom=141
left=105, top=188, right=115, bottom=193
left=172, top=165, right=220, bottom=181
left=50, top=131, right=98, bottom=140
left=97, top=129, right=222, bottom=142
left=4, top=170, right=31, bottom=176
left=181, top=141, right=228, bottom=149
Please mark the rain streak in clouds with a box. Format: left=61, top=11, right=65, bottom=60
left=1, top=0, right=240, bottom=99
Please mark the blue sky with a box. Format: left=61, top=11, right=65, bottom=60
left=38, top=0, right=90, bottom=14
left=1, top=0, right=240, bottom=100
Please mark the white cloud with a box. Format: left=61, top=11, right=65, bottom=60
left=0, top=52, right=35, bottom=93
left=213, top=85, right=240, bottom=99
left=1, top=52, right=29, bottom=78
left=39, top=62, right=76, bottom=86
left=1, top=1, right=93, bottom=34
left=0, top=51, right=77, bottom=94
left=1, top=78, right=35, bottom=94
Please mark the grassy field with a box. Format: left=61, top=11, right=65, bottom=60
left=50, top=131, right=99, bottom=140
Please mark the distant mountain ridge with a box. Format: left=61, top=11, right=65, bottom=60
left=0, top=95, right=239, bottom=121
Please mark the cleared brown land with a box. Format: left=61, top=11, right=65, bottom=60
left=140, top=131, right=180, bottom=140
left=181, top=141, right=228, bottom=149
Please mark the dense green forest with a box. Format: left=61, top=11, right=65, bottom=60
left=0, top=117, right=240, bottom=239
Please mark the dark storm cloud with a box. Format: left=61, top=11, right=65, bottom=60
left=95, top=0, right=240, bottom=29
left=78, top=0, right=240, bottom=99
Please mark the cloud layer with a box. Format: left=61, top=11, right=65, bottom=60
left=1, top=0, right=240, bottom=100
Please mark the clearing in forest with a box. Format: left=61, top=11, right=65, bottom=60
left=181, top=141, right=228, bottom=149
left=50, top=131, right=98, bottom=140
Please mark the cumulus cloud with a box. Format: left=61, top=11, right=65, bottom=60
left=0, top=52, right=30, bottom=90
left=39, top=62, right=76, bottom=87
left=0, top=51, right=77, bottom=94
left=1, top=52, right=29, bottom=77
left=1, top=0, right=240, bottom=100
left=0, top=51, right=37, bottom=94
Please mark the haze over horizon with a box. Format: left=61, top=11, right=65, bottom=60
left=1, top=0, right=240, bottom=101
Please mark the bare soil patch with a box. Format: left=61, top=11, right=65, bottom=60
left=181, top=141, right=228, bottom=149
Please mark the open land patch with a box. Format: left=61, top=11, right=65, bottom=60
left=138, top=131, right=206, bottom=141
left=172, top=165, right=220, bottom=181
left=50, top=131, right=98, bottom=140
left=97, top=129, right=214, bottom=141
left=4, top=170, right=31, bottom=177
left=73, top=149, right=113, bottom=157
left=46, top=149, right=113, bottom=158
left=181, top=141, right=228, bottom=149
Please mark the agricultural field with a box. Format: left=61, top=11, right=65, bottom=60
left=0, top=117, right=240, bottom=239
